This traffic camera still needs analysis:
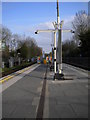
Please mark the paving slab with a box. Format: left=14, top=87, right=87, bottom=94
left=44, top=63, right=88, bottom=118
left=2, top=63, right=89, bottom=119
left=2, top=64, right=46, bottom=118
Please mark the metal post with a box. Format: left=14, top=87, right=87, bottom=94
left=57, top=0, right=63, bottom=75
left=58, top=29, right=62, bottom=74
left=57, top=0, right=62, bottom=74
left=35, top=29, right=58, bottom=80
left=57, top=0, right=60, bottom=27
left=54, top=31, right=57, bottom=79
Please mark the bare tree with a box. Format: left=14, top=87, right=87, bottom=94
left=72, top=10, right=89, bottom=57
left=10, top=34, right=21, bottom=51
left=2, top=26, right=12, bottom=46
left=72, top=11, right=88, bottom=42
left=17, top=36, right=42, bottom=61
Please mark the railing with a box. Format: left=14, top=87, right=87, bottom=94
left=63, top=57, right=89, bottom=70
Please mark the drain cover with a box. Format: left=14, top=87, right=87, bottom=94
left=63, top=77, right=73, bottom=80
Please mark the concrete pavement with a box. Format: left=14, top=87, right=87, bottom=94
left=1, top=63, right=89, bottom=119
left=2, top=64, right=46, bottom=118
left=43, top=63, right=88, bottom=118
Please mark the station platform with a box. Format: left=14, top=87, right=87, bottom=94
left=1, top=63, right=88, bottom=119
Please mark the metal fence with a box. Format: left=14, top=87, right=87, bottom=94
left=63, top=57, right=89, bottom=70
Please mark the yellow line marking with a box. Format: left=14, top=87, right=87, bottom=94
left=0, top=65, right=34, bottom=84
left=0, top=75, right=14, bottom=83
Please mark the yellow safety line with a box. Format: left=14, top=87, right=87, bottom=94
left=0, top=65, right=33, bottom=84
left=0, top=75, right=14, bottom=84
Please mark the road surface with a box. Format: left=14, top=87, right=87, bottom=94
left=0, top=63, right=89, bottom=119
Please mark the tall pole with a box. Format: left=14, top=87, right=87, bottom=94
left=57, top=0, right=60, bottom=27
left=54, top=31, right=57, bottom=79
left=58, top=28, right=62, bottom=74
left=57, top=0, right=62, bottom=74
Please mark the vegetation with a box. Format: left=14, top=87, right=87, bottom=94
left=2, top=61, right=36, bottom=77
left=1, top=10, right=89, bottom=71
left=62, top=10, right=89, bottom=58
left=62, top=40, right=79, bottom=57
left=1, top=26, right=42, bottom=69
left=62, top=10, right=89, bottom=70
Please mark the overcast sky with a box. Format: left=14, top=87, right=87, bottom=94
left=2, top=2, right=88, bottom=53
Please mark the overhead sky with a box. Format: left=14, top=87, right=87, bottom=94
left=2, top=2, right=88, bottom=53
